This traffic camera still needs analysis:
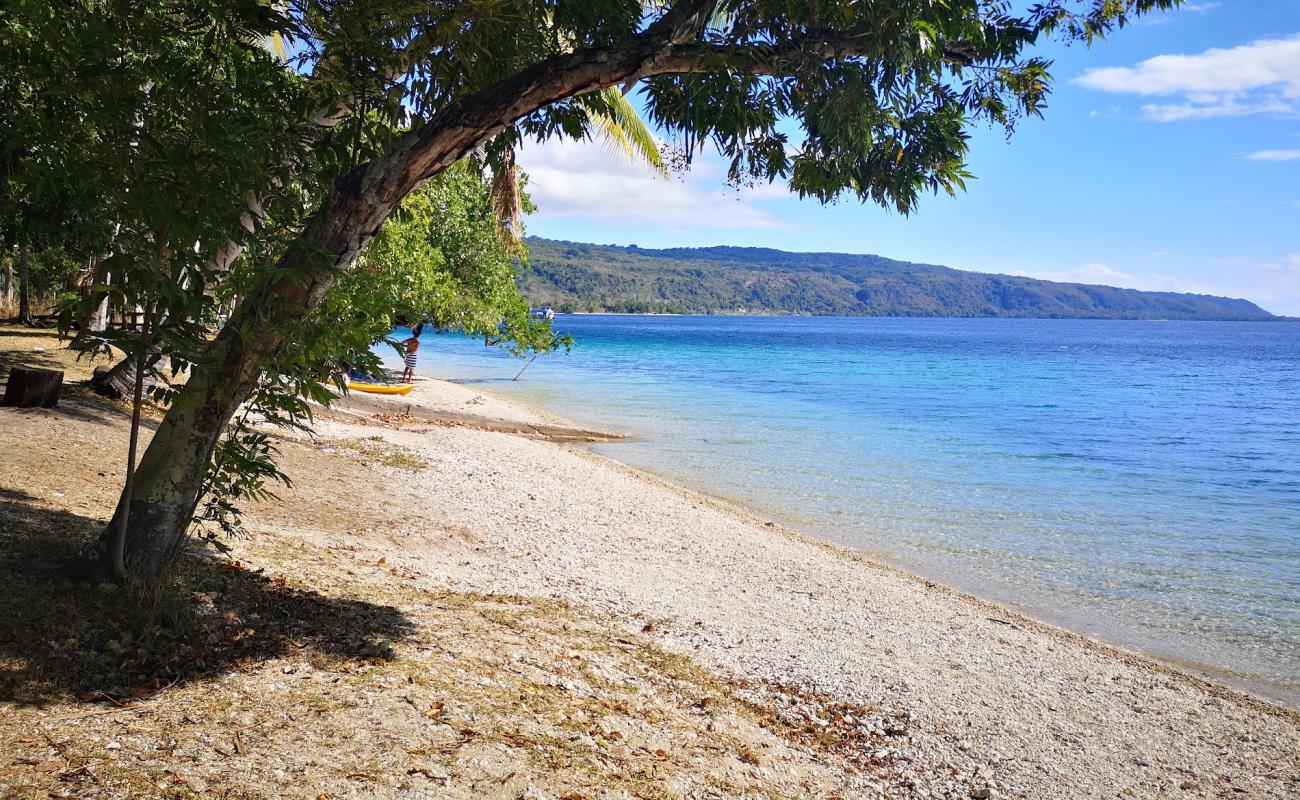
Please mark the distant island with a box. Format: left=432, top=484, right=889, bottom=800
left=519, top=238, right=1275, bottom=320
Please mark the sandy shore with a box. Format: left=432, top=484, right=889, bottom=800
left=303, top=377, right=1300, bottom=799
left=2, top=333, right=1297, bottom=798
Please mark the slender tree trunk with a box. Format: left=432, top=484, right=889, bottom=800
left=3, top=256, right=13, bottom=307
left=17, top=247, right=33, bottom=325
left=105, top=307, right=153, bottom=582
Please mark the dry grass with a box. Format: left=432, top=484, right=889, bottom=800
left=0, top=529, right=871, bottom=799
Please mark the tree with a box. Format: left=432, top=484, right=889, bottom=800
left=1, top=0, right=307, bottom=581
left=15, top=247, right=31, bottom=324
left=43, top=0, right=1176, bottom=579
left=190, top=161, right=558, bottom=549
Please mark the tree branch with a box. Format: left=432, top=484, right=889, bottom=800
left=352, top=0, right=721, bottom=200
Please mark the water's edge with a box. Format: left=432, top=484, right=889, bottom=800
left=387, top=316, right=1300, bottom=708
left=579, top=442, right=1299, bottom=709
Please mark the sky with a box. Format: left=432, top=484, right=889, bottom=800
left=518, top=2, right=1300, bottom=316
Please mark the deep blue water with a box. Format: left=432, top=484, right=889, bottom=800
left=386, top=316, right=1300, bottom=705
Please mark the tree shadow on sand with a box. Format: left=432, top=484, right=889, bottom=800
left=0, top=485, right=415, bottom=707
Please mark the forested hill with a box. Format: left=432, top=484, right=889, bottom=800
left=518, top=238, right=1275, bottom=320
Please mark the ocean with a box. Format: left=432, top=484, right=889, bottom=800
left=386, top=315, right=1300, bottom=705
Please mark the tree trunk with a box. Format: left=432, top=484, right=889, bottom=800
left=70, top=291, right=110, bottom=351
left=89, top=294, right=109, bottom=332
left=17, top=247, right=32, bottom=325
left=3, top=256, right=12, bottom=306
left=76, top=256, right=106, bottom=328
left=89, top=353, right=252, bottom=578
left=88, top=185, right=385, bottom=580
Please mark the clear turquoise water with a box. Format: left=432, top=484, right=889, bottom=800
left=386, top=316, right=1300, bottom=705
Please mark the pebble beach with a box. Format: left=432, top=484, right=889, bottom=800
left=308, top=377, right=1300, bottom=799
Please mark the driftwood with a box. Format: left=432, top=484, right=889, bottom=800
left=3, top=365, right=64, bottom=408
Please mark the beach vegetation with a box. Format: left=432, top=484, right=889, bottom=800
left=0, top=0, right=1181, bottom=582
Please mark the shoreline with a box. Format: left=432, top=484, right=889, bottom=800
left=564, top=441, right=1299, bottom=716
left=317, top=379, right=1298, bottom=797
left=414, top=371, right=1300, bottom=710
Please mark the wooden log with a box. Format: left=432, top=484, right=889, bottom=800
left=3, top=365, right=64, bottom=408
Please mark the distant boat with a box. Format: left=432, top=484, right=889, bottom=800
left=529, top=307, right=555, bottom=320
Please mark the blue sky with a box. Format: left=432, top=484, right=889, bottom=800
left=519, top=2, right=1300, bottom=315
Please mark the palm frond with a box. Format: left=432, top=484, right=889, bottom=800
left=586, top=87, right=667, bottom=177
left=267, top=32, right=287, bottom=60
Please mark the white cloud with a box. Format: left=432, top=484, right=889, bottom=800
left=1015, top=257, right=1300, bottom=316
left=1074, top=34, right=1300, bottom=121
left=517, top=137, right=794, bottom=231
left=1244, top=149, right=1300, bottom=161
left=1140, top=97, right=1293, bottom=122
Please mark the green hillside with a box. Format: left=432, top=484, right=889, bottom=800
left=518, top=238, right=1275, bottom=320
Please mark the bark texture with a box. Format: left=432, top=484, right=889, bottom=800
left=70, top=290, right=111, bottom=352
left=90, top=357, right=158, bottom=400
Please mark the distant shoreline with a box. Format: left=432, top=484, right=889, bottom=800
left=521, top=236, right=1280, bottom=320
left=553, top=310, right=1299, bottom=321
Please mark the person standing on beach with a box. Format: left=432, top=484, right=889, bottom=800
left=401, top=324, right=422, bottom=383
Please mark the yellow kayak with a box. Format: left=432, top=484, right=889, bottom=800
left=347, top=381, right=414, bottom=396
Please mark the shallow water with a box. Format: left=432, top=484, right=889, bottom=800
left=388, top=316, right=1300, bottom=706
